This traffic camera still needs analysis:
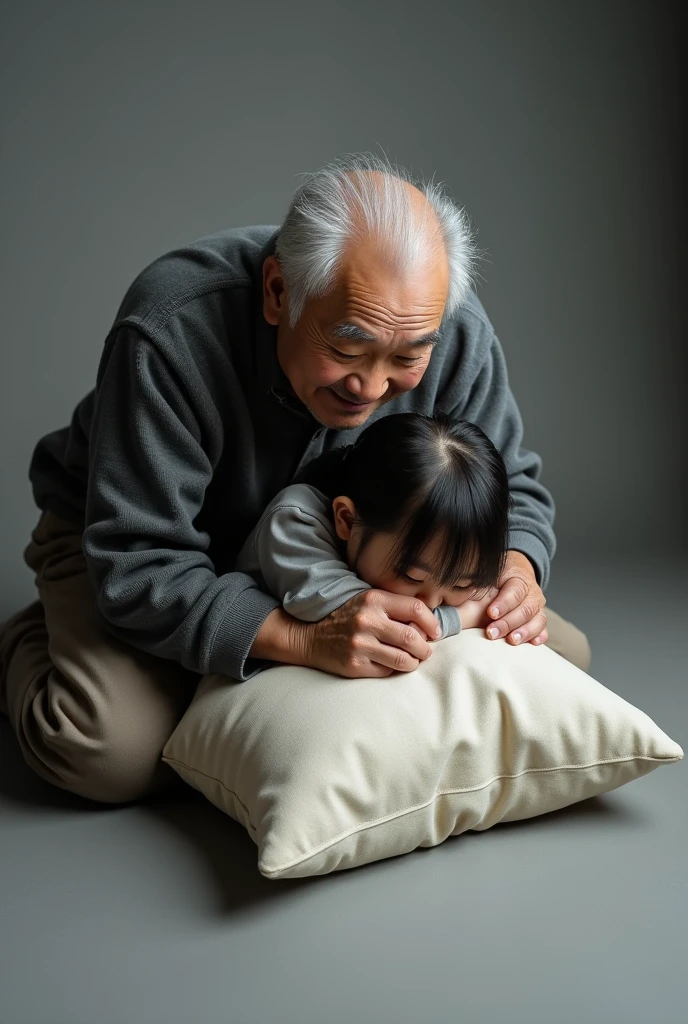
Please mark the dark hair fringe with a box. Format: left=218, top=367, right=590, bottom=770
left=299, top=412, right=512, bottom=590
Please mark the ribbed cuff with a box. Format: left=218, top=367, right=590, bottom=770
left=506, top=531, right=551, bottom=590
left=435, top=604, right=461, bottom=638
left=208, top=586, right=280, bottom=681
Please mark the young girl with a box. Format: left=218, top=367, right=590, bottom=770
left=234, top=413, right=513, bottom=651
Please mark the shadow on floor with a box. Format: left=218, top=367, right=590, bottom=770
left=0, top=715, right=313, bottom=911
left=0, top=713, right=646, bottom=916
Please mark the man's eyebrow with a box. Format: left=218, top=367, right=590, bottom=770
left=331, top=322, right=442, bottom=347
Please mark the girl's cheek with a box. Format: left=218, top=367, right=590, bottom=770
left=378, top=576, right=414, bottom=597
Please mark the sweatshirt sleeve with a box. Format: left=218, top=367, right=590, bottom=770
left=250, top=497, right=371, bottom=621
left=434, top=604, right=462, bottom=638
left=442, top=313, right=557, bottom=590
left=81, top=326, right=279, bottom=682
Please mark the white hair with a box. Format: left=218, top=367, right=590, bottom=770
left=274, top=152, right=483, bottom=327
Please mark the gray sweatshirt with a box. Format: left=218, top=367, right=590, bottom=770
left=234, top=483, right=462, bottom=637
left=27, top=225, right=556, bottom=681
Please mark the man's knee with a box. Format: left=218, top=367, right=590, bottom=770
left=4, top=647, right=190, bottom=805
left=545, top=608, right=592, bottom=673
left=22, top=679, right=179, bottom=805
left=566, top=627, right=592, bottom=674
left=68, top=717, right=180, bottom=805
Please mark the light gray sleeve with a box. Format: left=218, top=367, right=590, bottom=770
left=434, top=604, right=462, bottom=638
left=248, top=499, right=371, bottom=622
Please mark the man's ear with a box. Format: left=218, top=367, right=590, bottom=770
left=332, top=496, right=357, bottom=541
left=262, top=255, right=286, bottom=326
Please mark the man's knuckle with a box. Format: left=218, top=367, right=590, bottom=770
left=394, top=649, right=410, bottom=671
left=353, top=611, right=368, bottom=631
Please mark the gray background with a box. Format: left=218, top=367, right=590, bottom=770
left=1, top=3, right=685, bottom=1023
left=2, top=0, right=686, bottom=594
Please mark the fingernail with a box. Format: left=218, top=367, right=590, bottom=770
left=435, top=626, right=442, bottom=638
left=488, top=627, right=499, bottom=639
left=490, top=606, right=500, bottom=617
left=513, top=632, right=522, bottom=643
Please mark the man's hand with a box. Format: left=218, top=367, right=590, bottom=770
left=300, top=590, right=442, bottom=677
left=484, top=550, right=548, bottom=647
left=252, top=592, right=441, bottom=677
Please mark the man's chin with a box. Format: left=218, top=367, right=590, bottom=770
left=321, top=410, right=376, bottom=429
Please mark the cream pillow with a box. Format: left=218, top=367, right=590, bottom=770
left=162, top=629, right=683, bottom=880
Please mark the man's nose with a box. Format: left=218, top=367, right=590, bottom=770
left=345, top=369, right=390, bottom=402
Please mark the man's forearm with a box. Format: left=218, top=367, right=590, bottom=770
left=249, top=606, right=312, bottom=667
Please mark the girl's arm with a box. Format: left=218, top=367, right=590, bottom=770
left=397, top=586, right=502, bottom=641
left=237, top=485, right=371, bottom=622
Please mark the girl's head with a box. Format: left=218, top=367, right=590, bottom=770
left=300, top=413, right=513, bottom=611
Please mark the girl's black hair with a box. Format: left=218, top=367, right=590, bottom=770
left=298, top=413, right=513, bottom=592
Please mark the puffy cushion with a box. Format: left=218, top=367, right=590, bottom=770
left=162, top=629, right=683, bottom=880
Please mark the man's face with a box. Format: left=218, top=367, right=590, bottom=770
left=262, top=238, right=450, bottom=429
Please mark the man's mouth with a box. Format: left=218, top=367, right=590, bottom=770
left=327, top=387, right=374, bottom=411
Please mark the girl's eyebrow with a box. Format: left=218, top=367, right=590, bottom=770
left=332, top=322, right=441, bottom=347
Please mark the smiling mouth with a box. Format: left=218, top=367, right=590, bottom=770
left=327, top=388, right=374, bottom=409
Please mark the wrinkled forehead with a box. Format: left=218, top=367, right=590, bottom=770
left=323, top=241, right=450, bottom=332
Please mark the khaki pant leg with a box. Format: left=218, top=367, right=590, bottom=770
left=543, top=606, right=592, bottom=673
left=0, top=509, right=199, bottom=804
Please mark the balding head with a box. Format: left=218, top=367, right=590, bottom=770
left=341, top=167, right=446, bottom=272
left=261, top=153, right=479, bottom=428
left=274, top=152, right=479, bottom=326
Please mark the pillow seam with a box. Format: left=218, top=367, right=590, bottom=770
left=162, top=751, right=676, bottom=870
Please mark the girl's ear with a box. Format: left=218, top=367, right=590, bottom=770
left=332, top=496, right=357, bottom=541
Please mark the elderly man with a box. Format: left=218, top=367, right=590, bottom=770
left=0, top=154, right=590, bottom=805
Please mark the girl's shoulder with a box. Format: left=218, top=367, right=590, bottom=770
left=259, top=483, right=333, bottom=522
left=236, top=482, right=336, bottom=574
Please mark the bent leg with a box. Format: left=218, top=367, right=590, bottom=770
left=543, top=607, right=592, bottom=672
left=0, top=510, right=198, bottom=804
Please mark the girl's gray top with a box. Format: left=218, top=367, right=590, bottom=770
left=234, top=483, right=462, bottom=638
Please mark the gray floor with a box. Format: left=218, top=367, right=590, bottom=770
left=1, top=554, right=686, bottom=1024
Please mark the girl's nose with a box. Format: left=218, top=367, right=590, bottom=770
left=415, top=585, right=443, bottom=610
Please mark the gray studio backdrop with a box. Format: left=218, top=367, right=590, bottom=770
left=2, top=0, right=684, bottom=616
